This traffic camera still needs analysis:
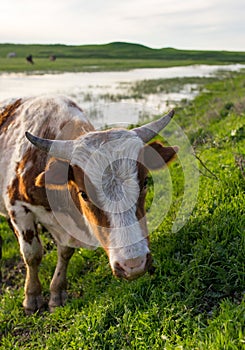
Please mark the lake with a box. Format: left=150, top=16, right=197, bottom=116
left=0, top=64, right=244, bottom=127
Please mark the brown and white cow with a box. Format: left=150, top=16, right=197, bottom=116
left=0, top=96, right=178, bottom=314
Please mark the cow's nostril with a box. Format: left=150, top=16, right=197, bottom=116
left=113, top=262, right=126, bottom=279
left=113, top=255, right=150, bottom=280
left=125, top=259, right=144, bottom=269
left=122, top=256, right=146, bottom=270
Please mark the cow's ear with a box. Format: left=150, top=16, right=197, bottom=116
left=141, top=141, right=179, bottom=170
left=35, top=159, right=74, bottom=190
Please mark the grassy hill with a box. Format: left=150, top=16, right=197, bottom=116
left=0, top=42, right=244, bottom=72
left=0, top=70, right=244, bottom=349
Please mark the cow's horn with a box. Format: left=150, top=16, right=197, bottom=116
left=25, top=132, right=73, bottom=160
left=132, top=110, right=175, bottom=143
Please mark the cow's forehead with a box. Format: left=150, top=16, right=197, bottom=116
left=81, top=128, right=142, bottom=149
left=71, top=128, right=144, bottom=168
left=70, top=129, right=144, bottom=213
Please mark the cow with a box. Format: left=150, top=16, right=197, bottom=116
left=26, top=55, right=34, bottom=64
left=0, top=96, right=178, bottom=314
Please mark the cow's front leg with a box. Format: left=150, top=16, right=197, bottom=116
left=49, top=244, right=74, bottom=312
left=9, top=211, right=44, bottom=315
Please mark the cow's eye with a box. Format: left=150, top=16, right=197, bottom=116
left=79, top=191, right=89, bottom=201
left=143, top=177, right=149, bottom=189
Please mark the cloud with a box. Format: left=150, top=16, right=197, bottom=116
left=0, top=0, right=244, bottom=50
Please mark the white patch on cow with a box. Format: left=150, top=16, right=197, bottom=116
left=71, top=129, right=149, bottom=257
left=71, top=130, right=143, bottom=213
left=108, top=238, right=150, bottom=268
left=109, top=213, right=145, bottom=248
left=21, top=202, right=100, bottom=249
left=19, top=235, right=42, bottom=265
left=6, top=202, right=35, bottom=230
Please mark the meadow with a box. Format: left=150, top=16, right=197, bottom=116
left=0, top=42, right=245, bottom=72
left=0, top=70, right=244, bottom=349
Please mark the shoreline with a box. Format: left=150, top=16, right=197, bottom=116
left=1, top=59, right=245, bottom=75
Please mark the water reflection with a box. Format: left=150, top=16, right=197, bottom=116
left=1, top=64, right=244, bottom=127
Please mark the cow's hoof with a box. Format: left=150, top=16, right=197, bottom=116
left=49, top=290, right=68, bottom=312
left=23, top=294, right=45, bottom=315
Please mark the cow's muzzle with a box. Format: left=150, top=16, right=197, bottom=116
left=113, top=253, right=155, bottom=280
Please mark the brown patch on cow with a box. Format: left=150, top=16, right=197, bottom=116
left=0, top=99, right=22, bottom=135
left=137, top=162, right=149, bottom=212
left=136, top=162, right=149, bottom=235
left=37, top=120, right=57, bottom=140
left=82, top=204, right=111, bottom=248
left=7, top=125, right=58, bottom=208
left=7, top=177, right=20, bottom=206
left=22, top=205, right=31, bottom=214
left=141, top=142, right=179, bottom=170
left=35, top=159, right=75, bottom=191
left=7, top=147, right=51, bottom=209
left=23, top=229, right=35, bottom=244
left=83, top=203, right=110, bottom=229
left=71, top=165, right=110, bottom=247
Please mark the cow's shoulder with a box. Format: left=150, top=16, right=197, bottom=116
left=7, top=145, right=50, bottom=209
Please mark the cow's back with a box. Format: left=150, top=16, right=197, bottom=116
left=0, top=95, right=94, bottom=217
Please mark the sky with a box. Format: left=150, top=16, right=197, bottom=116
left=0, top=0, right=244, bottom=50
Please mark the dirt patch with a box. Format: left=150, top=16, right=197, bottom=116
left=1, top=257, right=25, bottom=291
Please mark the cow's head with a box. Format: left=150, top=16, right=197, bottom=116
left=26, top=110, right=178, bottom=280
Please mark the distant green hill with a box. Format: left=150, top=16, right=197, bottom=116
left=0, top=42, right=244, bottom=73
left=1, top=41, right=245, bottom=62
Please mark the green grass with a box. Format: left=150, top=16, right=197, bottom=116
left=0, top=57, right=203, bottom=73
left=0, top=42, right=244, bottom=72
left=0, top=71, right=245, bottom=349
